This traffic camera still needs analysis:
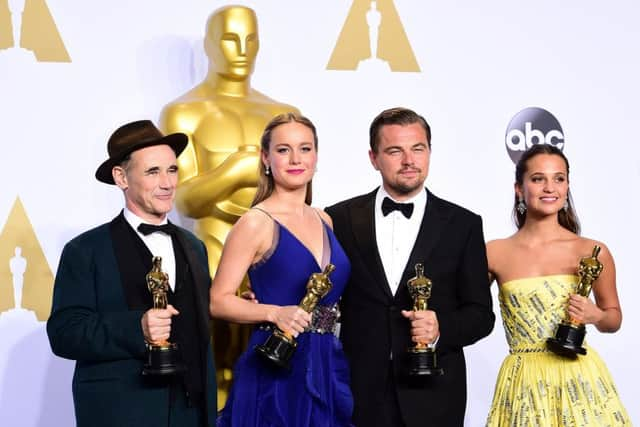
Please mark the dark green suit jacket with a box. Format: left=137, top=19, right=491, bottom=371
left=47, top=213, right=217, bottom=427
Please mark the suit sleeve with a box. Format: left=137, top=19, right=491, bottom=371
left=325, top=205, right=341, bottom=227
left=200, top=239, right=212, bottom=284
left=436, top=214, right=495, bottom=351
left=46, top=240, right=147, bottom=361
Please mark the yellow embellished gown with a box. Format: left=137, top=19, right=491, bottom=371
left=486, top=275, right=631, bottom=426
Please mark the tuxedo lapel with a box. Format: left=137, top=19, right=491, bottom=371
left=173, top=229, right=210, bottom=342
left=109, top=212, right=154, bottom=311
left=397, top=190, right=451, bottom=298
left=110, top=212, right=209, bottom=340
left=351, top=189, right=393, bottom=300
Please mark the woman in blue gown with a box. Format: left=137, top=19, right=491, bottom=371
left=210, top=113, right=353, bottom=426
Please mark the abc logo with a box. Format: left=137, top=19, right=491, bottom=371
left=505, top=107, right=564, bottom=163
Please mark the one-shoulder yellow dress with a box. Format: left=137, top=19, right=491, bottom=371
left=486, top=275, right=631, bottom=426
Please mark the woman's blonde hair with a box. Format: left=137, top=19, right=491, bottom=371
left=252, top=112, right=319, bottom=206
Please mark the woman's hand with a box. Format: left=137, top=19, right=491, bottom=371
left=567, top=294, right=604, bottom=325
left=269, top=306, right=311, bottom=337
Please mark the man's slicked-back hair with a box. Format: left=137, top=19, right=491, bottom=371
left=369, top=107, right=431, bottom=152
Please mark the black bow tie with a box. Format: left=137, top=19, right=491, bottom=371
left=381, top=197, right=414, bottom=219
left=137, top=222, right=176, bottom=236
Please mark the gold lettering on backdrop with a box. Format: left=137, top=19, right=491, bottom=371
left=0, top=197, right=54, bottom=320
left=327, top=0, right=419, bottom=72
left=0, top=0, right=70, bottom=62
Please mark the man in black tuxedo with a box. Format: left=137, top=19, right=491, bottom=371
left=47, top=120, right=217, bottom=427
left=326, top=107, right=494, bottom=427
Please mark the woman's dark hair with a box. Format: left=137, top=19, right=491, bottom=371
left=514, top=144, right=580, bottom=234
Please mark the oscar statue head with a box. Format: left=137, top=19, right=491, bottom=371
left=204, top=5, right=259, bottom=80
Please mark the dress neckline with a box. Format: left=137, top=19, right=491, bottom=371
left=252, top=207, right=332, bottom=270
left=500, top=274, right=578, bottom=288
left=276, top=221, right=332, bottom=270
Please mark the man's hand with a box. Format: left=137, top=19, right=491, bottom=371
left=240, top=290, right=259, bottom=303
left=141, top=304, right=179, bottom=344
left=401, top=309, right=439, bottom=345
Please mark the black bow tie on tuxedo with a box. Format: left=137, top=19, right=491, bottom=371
left=137, top=222, right=176, bottom=236
left=381, top=197, right=414, bottom=219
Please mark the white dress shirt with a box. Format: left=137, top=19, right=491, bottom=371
left=375, top=187, right=427, bottom=296
left=123, top=208, right=176, bottom=291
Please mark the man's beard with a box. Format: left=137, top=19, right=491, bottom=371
left=388, top=179, right=423, bottom=195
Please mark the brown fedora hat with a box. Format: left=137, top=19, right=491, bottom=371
left=95, top=120, right=188, bottom=184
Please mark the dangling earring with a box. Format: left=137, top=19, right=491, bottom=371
left=563, top=199, right=569, bottom=212
left=265, top=165, right=270, bottom=175
left=517, top=198, right=527, bottom=215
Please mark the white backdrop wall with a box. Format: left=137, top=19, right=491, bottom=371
left=1, top=1, right=638, bottom=425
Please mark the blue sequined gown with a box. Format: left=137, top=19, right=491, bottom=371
left=217, top=218, right=353, bottom=427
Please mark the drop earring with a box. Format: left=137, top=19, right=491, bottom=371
left=563, top=199, right=569, bottom=212
left=265, top=165, right=270, bottom=175
left=517, top=198, right=527, bottom=215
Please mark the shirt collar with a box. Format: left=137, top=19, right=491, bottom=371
left=123, top=207, right=168, bottom=232
left=375, top=186, right=427, bottom=213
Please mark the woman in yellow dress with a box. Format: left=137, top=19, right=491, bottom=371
left=485, top=144, right=631, bottom=426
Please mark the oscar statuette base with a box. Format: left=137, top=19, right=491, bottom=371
left=408, top=347, right=444, bottom=376
left=547, top=323, right=587, bottom=357
left=142, top=343, right=186, bottom=376
left=255, top=331, right=297, bottom=370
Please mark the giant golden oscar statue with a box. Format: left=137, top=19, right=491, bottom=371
left=159, top=6, right=299, bottom=406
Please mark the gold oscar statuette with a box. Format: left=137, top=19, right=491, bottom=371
left=142, top=256, right=185, bottom=376
left=255, top=264, right=336, bottom=370
left=406, top=263, right=443, bottom=376
left=547, top=245, right=604, bottom=357
left=159, top=5, right=300, bottom=404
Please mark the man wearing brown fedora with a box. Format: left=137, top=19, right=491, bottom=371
left=47, top=120, right=217, bottom=427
